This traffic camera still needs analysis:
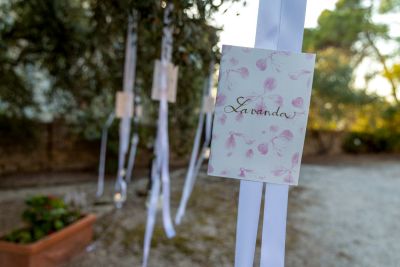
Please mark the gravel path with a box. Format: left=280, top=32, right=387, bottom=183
left=0, top=159, right=399, bottom=267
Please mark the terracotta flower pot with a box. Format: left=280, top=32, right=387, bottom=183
left=0, top=214, right=96, bottom=267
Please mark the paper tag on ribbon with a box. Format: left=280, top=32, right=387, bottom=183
left=115, top=91, right=134, bottom=118
left=151, top=60, right=178, bottom=103
left=208, top=45, right=315, bottom=185
left=202, top=95, right=215, bottom=113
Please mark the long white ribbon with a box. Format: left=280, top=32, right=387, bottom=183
left=235, top=180, right=264, bottom=267
left=142, top=161, right=161, bottom=267
left=175, top=105, right=204, bottom=224
left=96, top=112, right=115, bottom=197
left=260, top=1, right=307, bottom=266
left=142, top=3, right=176, bottom=267
left=125, top=133, right=139, bottom=183
left=114, top=13, right=137, bottom=204
left=175, top=62, right=214, bottom=225
left=235, top=0, right=308, bottom=267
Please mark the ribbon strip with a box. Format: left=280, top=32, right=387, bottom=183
left=175, top=61, right=214, bottom=224
left=235, top=0, right=308, bottom=266
left=142, top=3, right=176, bottom=267
left=125, top=133, right=139, bottom=183
left=114, top=13, right=138, bottom=205
left=96, top=112, right=115, bottom=197
left=260, top=0, right=307, bottom=265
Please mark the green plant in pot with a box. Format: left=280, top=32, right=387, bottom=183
left=2, top=195, right=81, bottom=244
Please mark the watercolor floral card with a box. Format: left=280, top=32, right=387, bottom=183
left=208, top=45, right=316, bottom=185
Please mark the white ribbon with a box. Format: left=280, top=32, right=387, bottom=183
left=114, top=13, right=138, bottom=206
left=126, top=95, right=141, bottom=183
left=96, top=112, right=115, bottom=197
left=125, top=133, right=139, bottom=183
left=235, top=0, right=308, bottom=267
left=142, top=161, right=161, bottom=267
left=175, top=61, right=214, bottom=225
left=142, top=4, right=176, bottom=267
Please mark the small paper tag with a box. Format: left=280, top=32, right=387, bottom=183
left=208, top=45, right=316, bottom=186
left=151, top=60, right=178, bottom=103
left=135, top=104, right=143, bottom=118
left=115, top=91, right=134, bottom=118
left=202, top=95, right=215, bottom=113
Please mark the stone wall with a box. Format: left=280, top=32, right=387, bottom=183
left=0, top=124, right=346, bottom=175
left=0, top=123, right=99, bottom=175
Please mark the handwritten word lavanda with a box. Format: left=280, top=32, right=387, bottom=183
left=224, top=97, right=297, bottom=119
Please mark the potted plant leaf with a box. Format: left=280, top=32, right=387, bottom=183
left=0, top=195, right=96, bottom=267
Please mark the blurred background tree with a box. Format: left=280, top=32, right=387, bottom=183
left=304, top=0, right=400, bottom=139
left=1, top=0, right=400, bottom=169
left=0, top=0, right=244, bottom=157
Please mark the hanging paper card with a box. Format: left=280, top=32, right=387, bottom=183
left=151, top=60, right=178, bottom=103
left=208, top=45, right=315, bottom=185
left=115, top=91, right=134, bottom=118
left=202, top=95, right=215, bottom=113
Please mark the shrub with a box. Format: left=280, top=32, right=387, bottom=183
left=2, top=195, right=81, bottom=244
left=342, top=131, right=400, bottom=153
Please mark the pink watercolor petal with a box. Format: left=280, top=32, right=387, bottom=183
left=284, top=173, right=293, bottom=183
left=280, top=130, right=293, bottom=141
left=238, top=67, right=249, bottom=78
left=289, top=73, right=299, bottom=80
left=254, top=100, right=266, bottom=113
left=225, top=134, right=236, bottom=149
left=256, top=58, right=267, bottom=71
left=263, top=77, right=277, bottom=91
left=257, top=143, right=269, bottom=155
left=292, top=152, right=300, bottom=166
left=218, top=114, right=227, bottom=125
left=292, top=97, right=304, bottom=108
left=216, top=94, right=227, bottom=107
left=270, top=125, right=279, bottom=132
left=229, top=57, right=239, bottom=66
left=235, top=112, right=244, bottom=122
left=246, top=149, right=254, bottom=158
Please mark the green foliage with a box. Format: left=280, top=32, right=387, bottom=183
left=304, top=0, right=399, bottom=134
left=2, top=195, right=81, bottom=244
left=379, top=0, right=400, bottom=13
left=342, top=131, right=400, bottom=153
left=0, top=0, right=240, bottom=154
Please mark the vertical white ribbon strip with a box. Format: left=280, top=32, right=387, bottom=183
left=115, top=13, right=138, bottom=204
left=97, top=112, right=115, bottom=197
left=235, top=180, right=264, bottom=267
left=234, top=0, right=283, bottom=266
left=142, top=4, right=175, bottom=267
left=159, top=3, right=175, bottom=239
left=175, top=97, right=205, bottom=224
left=259, top=0, right=307, bottom=267
left=142, top=161, right=161, bottom=267
left=125, top=133, right=139, bottom=182
left=260, top=184, right=289, bottom=267
left=175, top=60, right=214, bottom=225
